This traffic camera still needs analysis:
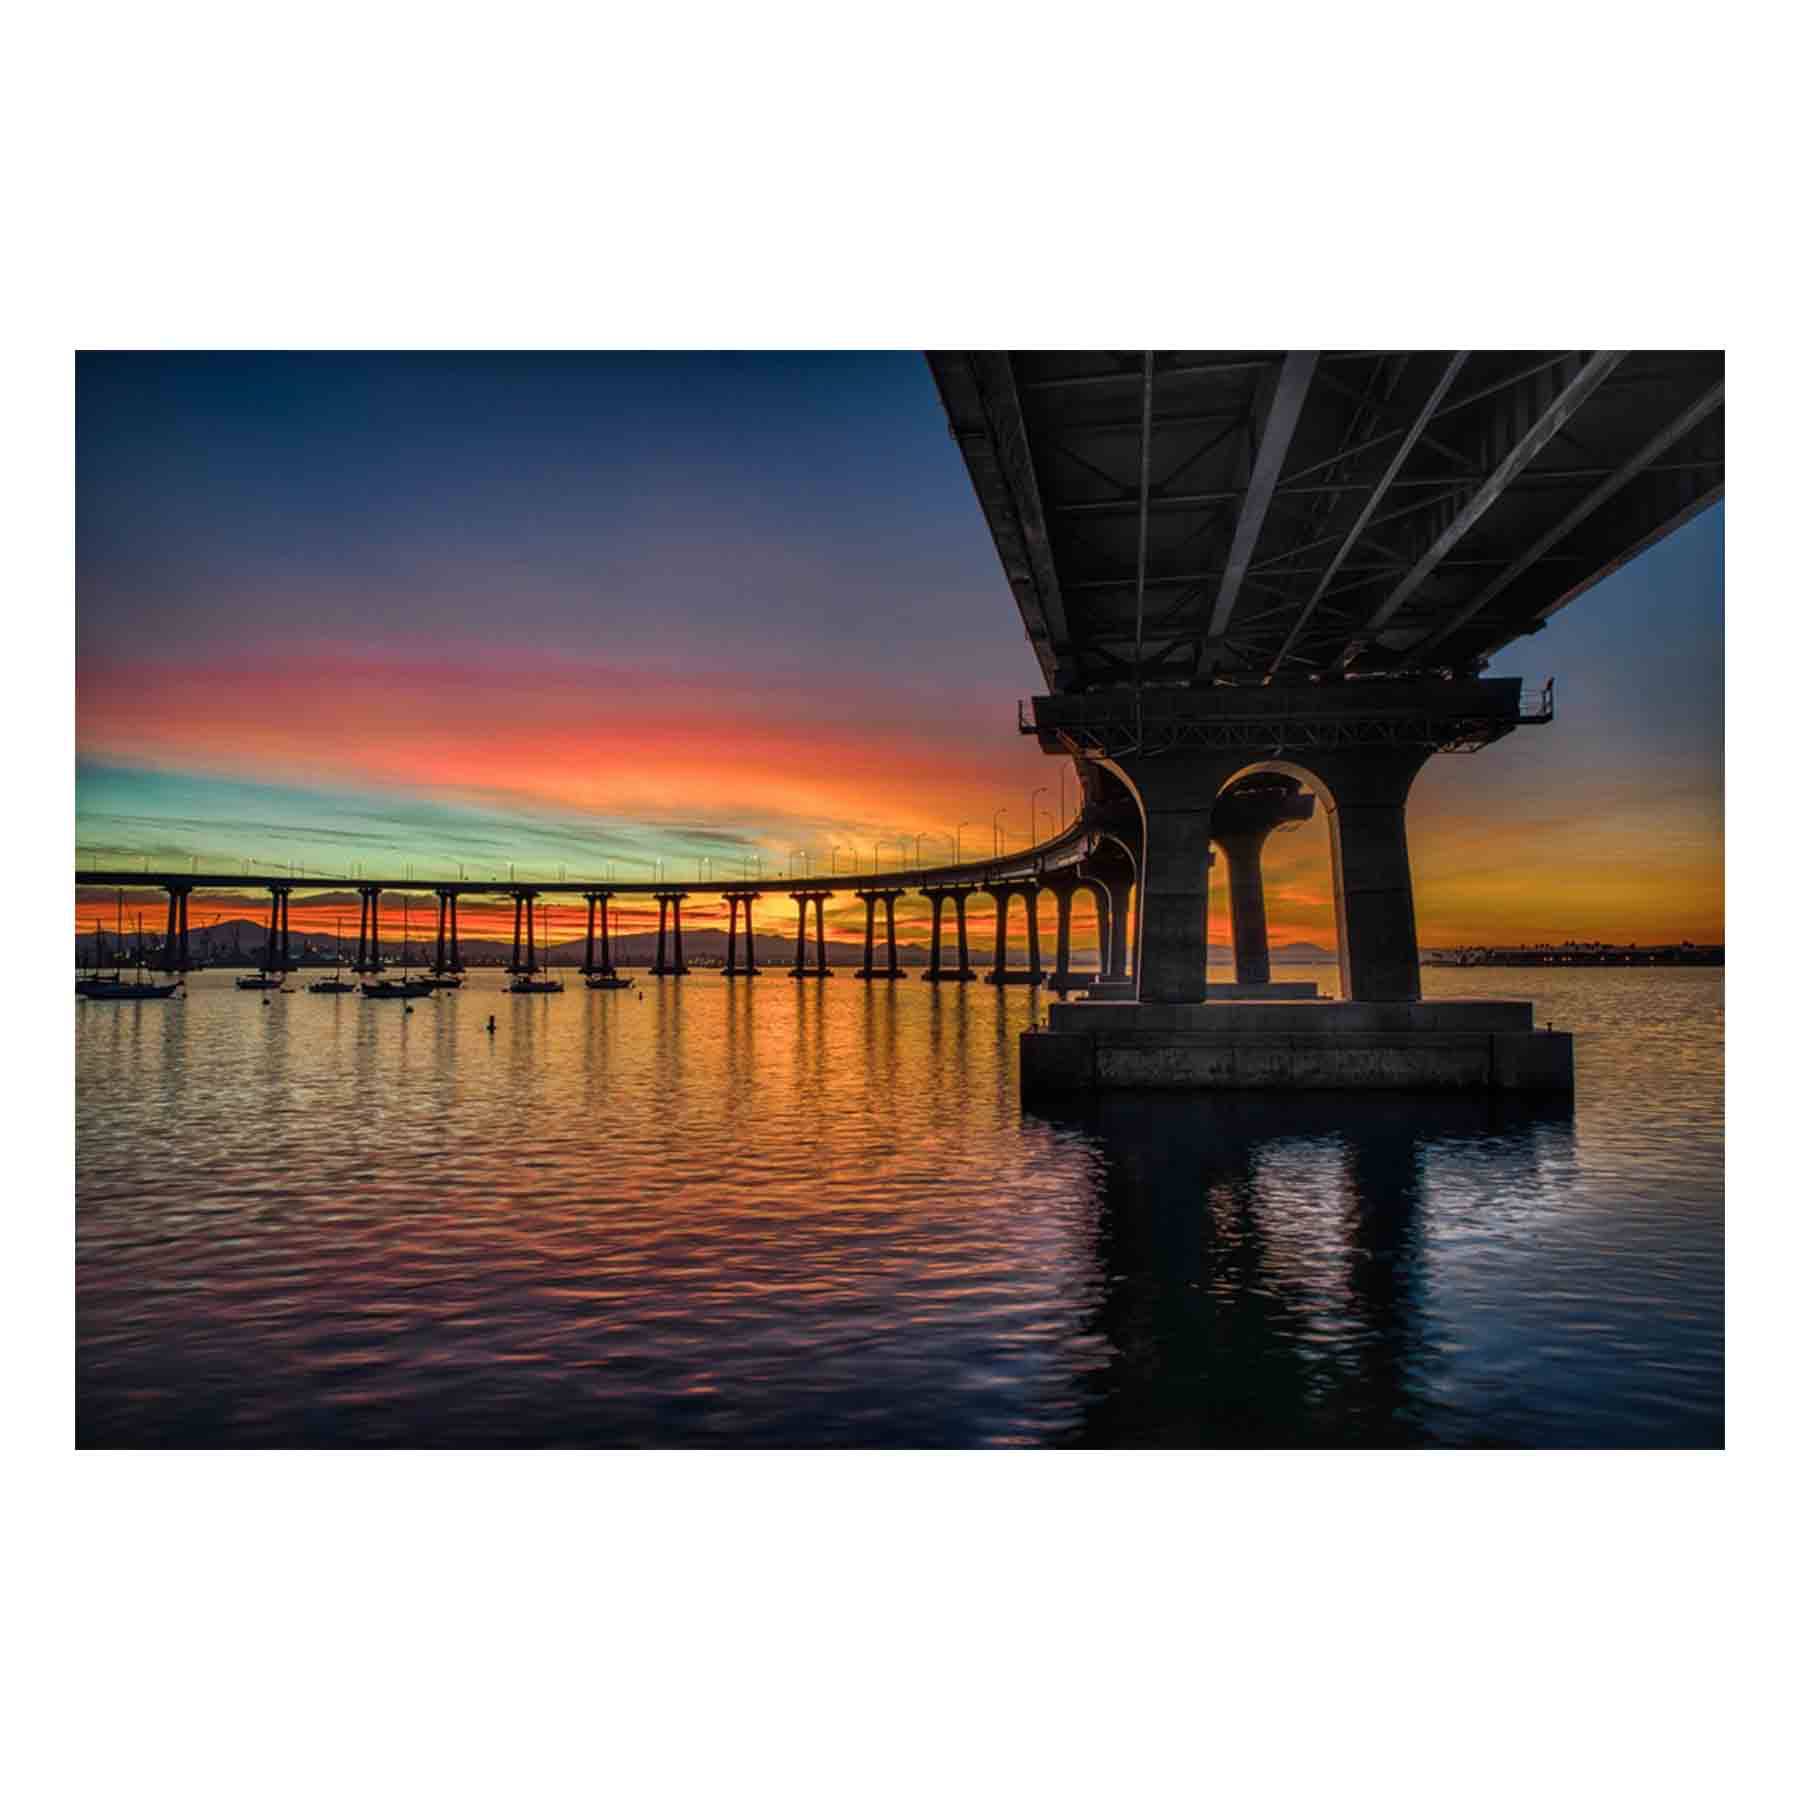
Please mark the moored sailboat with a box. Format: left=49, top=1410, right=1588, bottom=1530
left=309, top=913, right=357, bottom=992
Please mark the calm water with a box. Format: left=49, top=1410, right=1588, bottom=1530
left=76, top=964, right=1723, bottom=1448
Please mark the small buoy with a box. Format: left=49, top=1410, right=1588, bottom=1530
left=262, top=997, right=271, bottom=1007
left=485, top=1014, right=496, bottom=1033
left=404, top=1004, right=414, bottom=1014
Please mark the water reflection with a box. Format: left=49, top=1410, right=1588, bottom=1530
left=77, top=967, right=1717, bottom=1448
left=1032, top=1093, right=1574, bottom=1447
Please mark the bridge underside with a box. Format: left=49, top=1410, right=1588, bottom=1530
left=927, top=350, right=1722, bottom=689
left=930, top=348, right=1722, bottom=1092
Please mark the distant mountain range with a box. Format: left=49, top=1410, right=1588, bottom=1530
left=75, top=917, right=1337, bottom=968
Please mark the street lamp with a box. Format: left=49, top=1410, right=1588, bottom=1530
left=1059, top=764, right=1071, bottom=833
left=993, top=808, right=1008, bottom=858
left=1030, top=787, right=1047, bottom=847
left=955, top=821, right=971, bottom=864
left=913, top=832, right=926, bottom=868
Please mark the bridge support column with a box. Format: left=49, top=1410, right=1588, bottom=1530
left=1023, top=884, right=1043, bottom=985
left=435, top=891, right=451, bottom=975
left=449, top=892, right=462, bottom=971
left=651, top=892, right=688, bottom=975
left=1045, top=881, right=1076, bottom=993
left=743, top=895, right=757, bottom=974
left=1323, top=755, right=1431, bottom=1004
left=984, top=885, right=1012, bottom=986
left=264, top=887, right=282, bottom=974
left=954, top=890, right=972, bottom=978
left=812, top=893, right=831, bottom=977
left=1218, top=833, right=1270, bottom=985
left=525, top=892, right=537, bottom=974
left=925, top=891, right=945, bottom=979
left=509, top=893, right=524, bottom=974
left=791, top=893, right=810, bottom=976
left=883, top=891, right=906, bottom=979
left=1210, top=775, right=1317, bottom=993
left=598, top=894, right=613, bottom=975
left=159, top=882, right=193, bottom=973
left=582, top=892, right=599, bottom=976
left=857, top=890, right=877, bottom=978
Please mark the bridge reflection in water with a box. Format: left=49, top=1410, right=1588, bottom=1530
left=77, top=966, right=1721, bottom=1448
left=1028, top=1092, right=1573, bottom=1448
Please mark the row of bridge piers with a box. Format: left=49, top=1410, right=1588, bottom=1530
left=115, top=774, right=1318, bottom=990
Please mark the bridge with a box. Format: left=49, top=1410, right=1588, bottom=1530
left=74, top=821, right=1144, bottom=991
left=78, top=350, right=1723, bottom=1092
left=927, top=349, right=1723, bottom=1090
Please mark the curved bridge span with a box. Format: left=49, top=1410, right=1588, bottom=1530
left=75, top=817, right=1147, bottom=991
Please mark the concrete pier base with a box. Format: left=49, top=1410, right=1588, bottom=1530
left=921, top=968, right=979, bottom=983
left=1202, top=980, right=1319, bottom=1000
left=1021, top=999, right=1573, bottom=1096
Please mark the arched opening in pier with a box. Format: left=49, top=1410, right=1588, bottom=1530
left=1213, top=762, right=1339, bottom=995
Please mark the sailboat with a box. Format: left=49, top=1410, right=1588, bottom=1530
left=362, top=893, right=436, bottom=998
left=308, top=912, right=357, bottom=993
left=507, top=894, right=564, bottom=993
left=79, top=893, right=181, bottom=1001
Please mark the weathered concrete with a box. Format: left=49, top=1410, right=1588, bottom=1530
left=1203, top=980, right=1319, bottom=1000
left=1021, top=999, right=1572, bottom=1095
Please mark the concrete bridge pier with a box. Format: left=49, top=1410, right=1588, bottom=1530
left=1022, top=696, right=1572, bottom=1092
left=433, top=888, right=463, bottom=975
left=723, top=890, right=762, bottom=976
left=580, top=891, right=601, bottom=976
left=651, top=891, right=690, bottom=976
left=920, top=886, right=978, bottom=981
left=985, top=881, right=1044, bottom=986
left=1209, top=777, right=1320, bottom=999
left=158, top=881, right=193, bottom=972
left=854, top=889, right=908, bottom=979
left=264, top=883, right=295, bottom=973
left=1043, top=877, right=1089, bottom=995
left=354, top=885, right=382, bottom=972
left=790, top=890, right=833, bottom=977
left=983, top=883, right=1012, bottom=986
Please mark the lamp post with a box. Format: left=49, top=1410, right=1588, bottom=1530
left=913, top=832, right=925, bottom=868
left=1059, top=764, right=1070, bottom=834
left=993, top=808, right=1007, bottom=858
left=955, top=821, right=971, bottom=865
left=1030, top=787, right=1047, bottom=848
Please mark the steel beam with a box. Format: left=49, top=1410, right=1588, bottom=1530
left=1269, top=352, right=1467, bottom=675
left=1330, top=351, right=1626, bottom=667
left=1406, top=379, right=1725, bottom=662
left=1207, top=352, right=1319, bottom=642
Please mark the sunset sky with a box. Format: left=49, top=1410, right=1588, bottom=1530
left=76, top=351, right=1724, bottom=951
